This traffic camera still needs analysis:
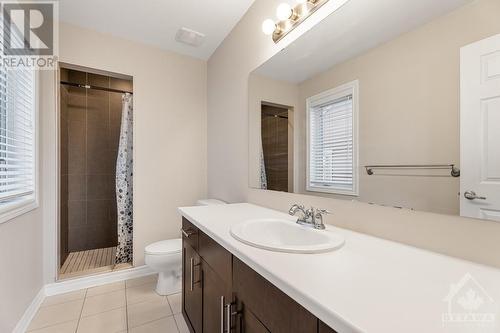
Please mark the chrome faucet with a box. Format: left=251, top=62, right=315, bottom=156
left=288, top=204, right=307, bottom=219
left=289, top=204, right=330, bottom=230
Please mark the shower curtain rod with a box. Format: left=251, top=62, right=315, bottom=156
left=60, top=81, right=133, bottom=95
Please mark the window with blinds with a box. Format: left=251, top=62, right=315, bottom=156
left=307, top=81, right=358, bottom=195
left=0, top=32, right=37, bottom=218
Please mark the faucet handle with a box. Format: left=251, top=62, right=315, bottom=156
left=311, top=208, right=329, bottom=230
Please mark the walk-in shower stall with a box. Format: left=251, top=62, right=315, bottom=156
left=58, top=66, right=133, bottom=279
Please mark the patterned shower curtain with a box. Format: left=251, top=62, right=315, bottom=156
left=260, top=140, right=268, bottom=190
left=115, top=94, right=133, bottom=264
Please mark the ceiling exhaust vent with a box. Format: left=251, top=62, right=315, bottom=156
left=175, top=28, right=206, bottom=47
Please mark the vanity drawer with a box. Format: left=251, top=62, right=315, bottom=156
left=233, top=257, right=317, bottom=332
left=199, top=231, right=232, bottom=286
left=182, top=217, right=199, bottom=251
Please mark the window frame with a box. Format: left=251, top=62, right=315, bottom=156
left=306, top=80, right=359, bottom=196
left=0, top=69, right=39, bottom=225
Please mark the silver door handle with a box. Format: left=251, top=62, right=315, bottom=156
left=464, top=191, right=487, bottom=201
left=189, top=258, right=201, bottom=291
left=225, top=302, right=238, bottom=333
left=181, top=228, right=195, bottom=238
left=220, top=299, right=238, bottom=333
left=190, top=258, right=195, bottom=291
left=220, top=296, right=225, bottom=333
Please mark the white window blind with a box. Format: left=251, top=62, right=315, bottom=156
left=0, top=31, right=36, bottom=205
left=307, top=82, right=358, bottom=195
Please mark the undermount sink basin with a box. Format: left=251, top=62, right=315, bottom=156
left=230, top=218, right=345, bottom=254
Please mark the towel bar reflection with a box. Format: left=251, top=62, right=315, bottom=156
left=365, top=164, right=460, bottom=177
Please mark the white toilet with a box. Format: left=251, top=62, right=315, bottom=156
left=145, top=198, right=226, bottom=296
left=145, top=239, right=182, bottom=296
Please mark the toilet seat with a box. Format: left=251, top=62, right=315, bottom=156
left=145, top=239, right=181, bottom=255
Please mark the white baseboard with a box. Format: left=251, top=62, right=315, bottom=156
left=13, top=287, right=45, bottom=333
left=44, top=265, right=154, bottom=296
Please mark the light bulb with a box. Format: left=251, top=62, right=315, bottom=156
left=276, top=3, right=293, bottom=20
left=262, top=19, right=276, bottom=35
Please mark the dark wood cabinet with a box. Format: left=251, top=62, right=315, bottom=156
left=199, top=232, right=232, bottom=285
left=182, top=217, right=199, bottom=251
left=237, top=307, right=270, bottom=333
left=202, top=260, right=232, bottom=333
left=233, top=257, right=317, bottom=333
left=181, top=217, right=337, bottom=333
left=319, top=321, right=338, bottom=333
left=182, top=241, right=202, bottom=333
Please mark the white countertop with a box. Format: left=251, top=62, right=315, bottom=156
left=178, top=203, right=500, bottom=333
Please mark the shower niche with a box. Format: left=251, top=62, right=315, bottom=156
left=59, top=65, right=134, bottom=279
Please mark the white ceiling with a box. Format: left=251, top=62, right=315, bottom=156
left=59, top=0, right=255, bottom=60
left=256, top=0, right=473, bottom=83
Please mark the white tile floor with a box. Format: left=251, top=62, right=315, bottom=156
left=27, top=274, right=190, bottom=333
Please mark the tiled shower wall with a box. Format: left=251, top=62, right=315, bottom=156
left=60, top=68, right=133, bottom=253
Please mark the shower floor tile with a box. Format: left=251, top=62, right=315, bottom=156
left=59, top=247, right=131, bottom=280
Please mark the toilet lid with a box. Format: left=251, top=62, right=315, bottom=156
left=145, top=239, right=182, bottom=255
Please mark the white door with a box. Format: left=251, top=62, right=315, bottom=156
left=460, top=34, right=500, bottom=221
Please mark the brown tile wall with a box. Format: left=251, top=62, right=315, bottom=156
left=60, top=68, right=133, bottom=253
left=59, top=68, right=69, bottom=264
left=261, top=105, right=289, bottom=193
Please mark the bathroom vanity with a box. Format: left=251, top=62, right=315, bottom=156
left=181, top=216, right=335, bottom=333
left=179, top=203, right=500, bottom=333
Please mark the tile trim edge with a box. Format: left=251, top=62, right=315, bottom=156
left=12, top=287, right=46, bottom=333
left=45, top=265, right=154, bottom=296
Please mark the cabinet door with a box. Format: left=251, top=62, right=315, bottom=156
left=183, top=241, right=202, bottom=333
left=202, top=260, right=232, bottom=333
left=199, top=231, right=232, bottom=285
left=233, top=257, right=317, bottom=333
left=236, top=306, right=270, bottom=333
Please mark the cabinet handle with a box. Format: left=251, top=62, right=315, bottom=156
left=220, top=296, right=225, bottom=333
left=181, top=228, right=195, bottom=238
left=189, top=257, right=201, bottom=291
left=223, top=301, right=239, bottom=333
left=190, top=258, right=195, bottom=291
left=225, top=303, right=232, bottom=333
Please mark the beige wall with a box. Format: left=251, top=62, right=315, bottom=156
left=208, top=0, right=500, bottom=268
left=0, top=211, right=44, bottom=332
left=58, top=23, right=207, bottom=266
left=0, top=72, right=50, bottom=331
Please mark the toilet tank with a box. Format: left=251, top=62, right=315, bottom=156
left=196, top=199, right=227, bottom=206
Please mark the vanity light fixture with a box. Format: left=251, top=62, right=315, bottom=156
left=262, top=0, right=330, bottom=43
left=276, top=3, right=297, bottom=21
left=262, top=19, right=279, bottom=36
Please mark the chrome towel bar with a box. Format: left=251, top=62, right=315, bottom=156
left=365, top=164, right=460, bottom=177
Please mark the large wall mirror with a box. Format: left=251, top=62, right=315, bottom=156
left=248, top=0, right=500, bottom=220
